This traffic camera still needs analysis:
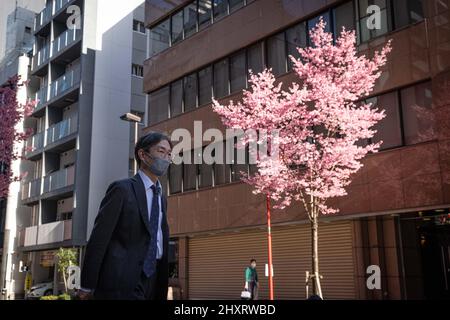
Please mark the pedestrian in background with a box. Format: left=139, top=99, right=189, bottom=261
left=244, top=259, right=259, bottom=300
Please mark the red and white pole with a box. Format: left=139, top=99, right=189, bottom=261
left=266, top=194, right=274, bottom=300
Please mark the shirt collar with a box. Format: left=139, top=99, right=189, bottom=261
left=138, top=170, right=160, bottom=191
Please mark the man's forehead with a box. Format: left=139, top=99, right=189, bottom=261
left=155, top=140, right=171, bottom=149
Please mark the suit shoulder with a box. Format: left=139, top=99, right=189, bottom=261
left=107, top=177, right=134, bottom=192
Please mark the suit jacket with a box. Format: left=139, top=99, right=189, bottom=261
left=80, top=173, right=170, bottom=300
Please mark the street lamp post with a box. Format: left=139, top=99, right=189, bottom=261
left=120, top=113, right=142, bottom=175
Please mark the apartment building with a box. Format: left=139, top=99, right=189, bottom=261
left=1, top=0, right=148, bottom=299
left=143, top=0, right=450, bottom=299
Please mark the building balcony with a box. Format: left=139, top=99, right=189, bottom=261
left=22, top=220, right=72, bottom=248
left=42, top=165, right=75, bottom=196
left=34, top=5, right=52, bottom=33
left=54, top=0, right=73, bottom=15
left=21, top=178, right=41, bottom=203
left=24, top=131, right=45, bottom=159
left=52, top=28, right=82, bottom=59
left=32, top=45, right=50, bottom=73
left=33, top=86, right=48, bottom=114
left=46, top=117, right=78, bottom=148
left=49, top=66, right=81, bottom=102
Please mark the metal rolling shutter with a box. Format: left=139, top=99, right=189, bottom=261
left=188, top=220, right=356, bottom=299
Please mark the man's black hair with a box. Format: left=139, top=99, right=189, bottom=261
left=250, top=259, right=256, bottom=264
left=134, top=132, right=172, bottom=167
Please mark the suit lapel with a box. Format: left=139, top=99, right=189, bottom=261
left=131, top=173, right=151, bottom=235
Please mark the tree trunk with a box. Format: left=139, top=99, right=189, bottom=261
left=311, top=214, right=323, bottom=298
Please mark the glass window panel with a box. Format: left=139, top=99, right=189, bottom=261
left=230, top=50, right=246, bottom=93
left=198, top=66, right=212, bottom=106
left=393, top=0, right=424, bottom=29
left=183, top=150, right=197, bottom=191
left=358, top=0, right=389, bottom=43
left=286, top=22, right=307, bottom=71
left=214, top=141, right=230, bottom=185
left=213, top=0, right=228, bottom=21
left=369, top=91, right=402, bottom=150
left=401, top=82, right=435, bottom=145
left=171, top=11, right=184, bottom=45
left=247, top=42, right=264, bottom=76
left=333, top=1, right=356, bottom=38
left=148, top=86, right=169, bottom=125
left=149, top=18, right=170, bottom=56
left=229, top=0, right=244, bottom=12
left=213, top=58, right=229, bottom=99
left=184, top=2, right=197, bottom=38
left=169, top=162, right=182, bottom=194
left=198, top=0, right=212, bottom=30
left=199, top=148, right=213, bottom=188
left=267, top=32, right=287, bottom=77
left=170, top=79, right=183, bottom=117
left=184, top=73, right=198, bottom=111
left=231, top=145, right=248, bottom=182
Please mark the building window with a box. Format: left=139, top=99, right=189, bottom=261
left=148, top=86, right=169, bottom=125
left=184, top=73, right=198, bottom=111
left=400, top=82, right=435, bottom=145
left=131, top=64, right=144, bottom=77
left=184, top=2, right=198, bottom=38
left=183, top=150, right=198, bottom=191
left=286, top=22, right=307, bottom=71
left=333, top=1, right=356, bottom=38
left=169, top=161, right=182, bottom=194
left=171, top=10, right=184, bottom=45
left=168, top=240, right=179, bottom=278
left=267, top=32, right=287, bottom=77
left=149, top=18, right=170, bottom=56
left=213, top=58, right=230, bottom=99
left=230, top=50, right=246, bottom=93
left=198, top=66, right=213, bottom=106
left=213, top=0, right=228, bottom=22
left=133, top=20, right=146, bottom=34
left=231, top=144, right=248, bottom=182
left=199, top=161, right=213, bottom=188
left=229, top=0, right=244, bottom=12
left=214, top=141, right=230, bottom=185
left=357, top=0, right=390, bottom=43
left=247, top=42, right=264, bottom=76
left=307, top=11, right=332, bottom=43
left=170, top=79, right=183, bottom=117
left=393, top=0, right=424, bottom=29
left=368, top=91, right=402, bottom=150
left=198, top=0, right=212, bottom=30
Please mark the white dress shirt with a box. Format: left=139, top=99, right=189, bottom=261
left=138, top=170, right=163, bottom=259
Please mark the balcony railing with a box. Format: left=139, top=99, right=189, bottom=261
left=21, top=178, right=41, bottom=201
left=34, top=86, right=48, bottom=110
left=55, top=0, right=72, bottom=14
left=23, top=220, right=72, bottom=247
left=24, top=225, right=38, bottom=247
left=43, top=166, right=75, bottom=194
left=34, top=5, right=52, bottom=32
left=52, top=28, right=81, bottom=57
left=32, top=44, right=50, bottom=71
left=46, top=116, right=78, bottom=145
left=49, top=66, right=81, bottom=101
left=24, top=131, right=45, bottom=155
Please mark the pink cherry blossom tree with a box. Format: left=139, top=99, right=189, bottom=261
left=0, top=76, right=34, bottom=199
left=213, top=19, right=392, bottom=298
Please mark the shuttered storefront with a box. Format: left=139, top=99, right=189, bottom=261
left=188, top=220, right=356, bottom=299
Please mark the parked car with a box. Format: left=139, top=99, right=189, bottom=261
left=25, top=282, right=54, bottom=300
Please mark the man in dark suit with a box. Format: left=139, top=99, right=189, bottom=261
left=78, top=132, right=172, bottom=300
